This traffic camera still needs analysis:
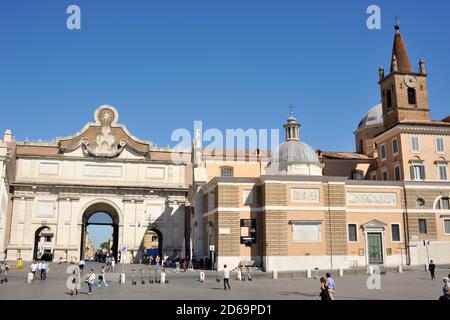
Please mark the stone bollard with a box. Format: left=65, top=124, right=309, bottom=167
left=367, top=266, right=374, bottom=275
left=199, top=272, right=205, bottom=283
left=27, top=272, right=34, bottom=284
left=338, top=268, right=344, bottom=277
left=424, top=264, right=428, bottom=272
left=397, top=265, right=403, bottom=273
left=237, top=270, right=242, bottom=281
left=119, top=273, right=126, bottom=284
left=160, top=272, right=166, bottom=284
left=272, top=270, right=278, bottom=280
left=306, top=269, right=312, bottom=279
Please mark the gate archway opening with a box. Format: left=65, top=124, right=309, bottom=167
left=80, top=203, right=120, bottom=262
left=33, top=226, right=55, bottom=261
left=143, top=229, right=163, bottom=264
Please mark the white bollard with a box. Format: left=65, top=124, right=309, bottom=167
left=424, top=264, right=428, bottom=272
left=199, top=272, right=205, bottom=283
left=367, top=266, right=374, bottom=275
left=27, top=272, right=34, bottom=284
left=306, top=269, right=312, bottom=279
left=237, top=270, right=242, bottom=281
left=397, top=265, right=403, bottom=273
left=338, top=268, right=344, bottom=277
left=272, top=270, right=278, bottom=280
left=160, top=272, right=166, bottom=284
left=119, top=273, right=126, bottom=284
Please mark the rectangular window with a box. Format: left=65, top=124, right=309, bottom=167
left=444, top=219, right=450, bottom=235
left=243, top=190, right=253, bottom=205
left=440, top=198, right=450, bottom=210
left=436, top=137, right=445, bottom=154
left=380, top=144, right=387, bottom=160
left=382, top=169, right=388, bottom=181
left=351, top=171, right=364, bottom=180
left=220, top=167, right=234, bottom=177
left=392, top=138, right=399, bottom=155
left=410, top=161, right=425, bottom=181
left=391, top=224, right=401, bottom=242
left=348, top=224, right=358, bottom=242
left=292, top=221, right=321, bottom=243
left=438, top=164, right=448, bottom=181
left=418, top=219, right=427, bottom=234
left=411, top=136, right=420, bottom=153
left=394, top=165, right=401, bottom=181
left=370, top=172, right=377, bottom=180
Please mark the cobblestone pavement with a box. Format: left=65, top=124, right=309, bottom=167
left=0, top=262, right=448, bottom=300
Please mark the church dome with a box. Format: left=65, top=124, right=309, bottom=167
left=267, top=110, right=322, bottom=176
left=358, top=104, right=383, bottom=129
left=272, top=140, right=320, bottom=165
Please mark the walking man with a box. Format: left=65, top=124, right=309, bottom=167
left=429, top=260, right=436, bottom=280
left=326, top=273, right=336, bottom=300
left=223, top=265, right=231, bottom=290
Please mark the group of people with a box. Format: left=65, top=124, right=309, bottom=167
left=70, top=265, right=109, bottom=296
left=30, top=260, right=50, bottom=280
left=428, top=260, right=450, bottom=300
left=319, top=273, right=336, bottom=301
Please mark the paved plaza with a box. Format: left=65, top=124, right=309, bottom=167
left=0, top=262, right=448, bottom=300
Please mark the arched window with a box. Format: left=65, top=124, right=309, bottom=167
left=386, top=90, right=393, bottom=109
left=436, top=197, right=450, bottom=210
left=408, top=88, right=417, bottom=105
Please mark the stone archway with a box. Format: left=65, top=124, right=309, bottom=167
left=80, top=202, right=120, bottom=261
left=33, top=226, right=54, bottom=261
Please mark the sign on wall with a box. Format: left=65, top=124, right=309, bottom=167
left=240, top=219, right=256, bottom=246
left=291, top=188, right=320, bottom=202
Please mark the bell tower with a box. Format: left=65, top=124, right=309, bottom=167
left=378, top=21, right=430, bottom=129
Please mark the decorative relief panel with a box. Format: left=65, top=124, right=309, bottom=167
left=146, top=167, right=165, bottom=179
left=347, top=192, right=397, bottom=205
left=39, top=162, right=59, bottom=175
left=291, top=188, right=320, bottom=202
left=36, top=201, right=55, bottom=217
left=83, top=164, right=122, bottom=178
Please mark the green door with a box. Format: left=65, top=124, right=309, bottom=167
left=368, top=233, right=383, bottom=264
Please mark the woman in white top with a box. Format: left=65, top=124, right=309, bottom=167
left=97, top=265, right=108, bottom=287
left=85, top=269, right=96, bottom=295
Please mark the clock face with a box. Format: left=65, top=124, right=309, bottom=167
left=404, top=75, right=417, bottom=88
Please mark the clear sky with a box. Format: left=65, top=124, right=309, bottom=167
left=1, top=0, right=449, bottom=152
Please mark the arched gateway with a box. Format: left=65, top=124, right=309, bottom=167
left=80, top=202, right=120, bottom=261
left=5, top=105, right=189, bottom=263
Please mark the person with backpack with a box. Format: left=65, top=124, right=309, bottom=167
left=319, top=277, right=331, bottom=301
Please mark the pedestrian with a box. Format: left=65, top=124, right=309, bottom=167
left=85, top=269, right=96, bottom=295
left=71, top=268, right=81, bottom=296
left=319, top=277, right=331, bottom=301
left=36, top=260, right=42, bottom=279
left=429, top=260, right=436, bottom=280
left=30, top=261, right=37, bottom=277
left=79, top=259, right=85, bottom=274
left=326, top=273, right=336, bottom=300
left=439, top=277, right=450, bottom=301
left=155, top=255, right=161, bottom=269
left=97, top=266, right=108, bottom=287
left=40, top=261, right=47, bottom=280
left=223, top=265, right=231, bottom=290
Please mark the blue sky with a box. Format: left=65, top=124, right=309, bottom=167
left=1, top=0, right=449, bottom=152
